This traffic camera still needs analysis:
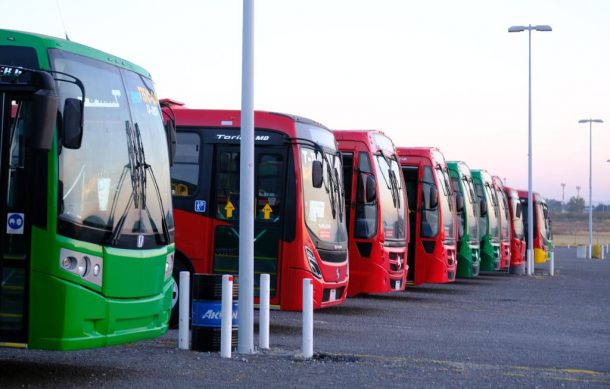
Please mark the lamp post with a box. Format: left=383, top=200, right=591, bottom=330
left=508, top=24, right=552, bottom=275
left=578, top=118, right=603, bottom=259
left=561, top=183, right=566, bottom=213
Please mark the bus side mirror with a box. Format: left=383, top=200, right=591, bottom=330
left=62, top=98, right=83, bottom=149
left=480, top=200, right=488, bottom=216
left=164, top=118, right=177, bottom=166
left=365, top=174, right=376, bottom=203
left=428, top=185, right=439, bottom=209
left=29, top=71, right=58, bottom=151
left=312, top=160, right=323, bottom=188
left=516, top=203, right=522, bottom=218
left=455, top=192, right=464, bottom=212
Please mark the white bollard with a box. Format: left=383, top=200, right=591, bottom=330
left=178, top=271, right=190, bottom=350
left=259, top=274, right=270, bottom=350
left=526, top=250, right=533, bottom=276
left=302, top=278, right=313, bottom=359
left=221, top=274, right=233, bottom=358
left=549, top=251, right=554, bottom=276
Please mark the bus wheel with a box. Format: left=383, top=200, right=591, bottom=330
left=169, top=259, right=189, bottom=329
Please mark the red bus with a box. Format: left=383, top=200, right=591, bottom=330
left=503, top=186, right=526, bottom=274
left=397, top=147, right=457, bottom=285
left=517, top=190, right=553, bottom=264
left=163, top=101, right=349, bottom=324
left=335, top=130, right=408, bottom=296
left=492, top=176, right=511, bottom=271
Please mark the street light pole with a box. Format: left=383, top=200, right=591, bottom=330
left=578, top=118, right=603, bottom=259
left=509, top=24, right=552, bottom=275
left=561, top=183, right=566, bottom=213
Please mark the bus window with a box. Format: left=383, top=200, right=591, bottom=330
left=216, top=151, right=240, bottom=219
left=341, top=152, right=354, bottom=233
left=421, top=166, right=439, bottom=238
left=355, top=151, right=377, bottom=238
left=256, top=153, right=283, bottom=222
left=170, top=132, right=200, bottom=197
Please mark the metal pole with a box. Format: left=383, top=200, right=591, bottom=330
left=302, top=278, right=313, bottom=359
left=527, top=26, right=534, bottom=276
left=589, top=121, right=593, bottom=259
left=221, top=275, right=233, bottom=358
left=259, top=274, right=270, bottom=349
left=178, top=271, right=190, bottom=350
left=549, top=251, right=554, bottom=276
left=238, top=0, right=255, bottom=354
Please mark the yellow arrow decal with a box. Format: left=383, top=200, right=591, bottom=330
left=225, top=200, right=236, bottom=218
left=262, top=203, right=273, bottom=220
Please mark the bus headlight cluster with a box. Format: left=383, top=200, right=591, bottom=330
left=305, top=247, right=322, bottom=279
left=165, top=253, right=174, bottom=280
left=59, top=248, right=103, bottom=287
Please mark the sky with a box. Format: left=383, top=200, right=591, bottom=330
left=3, top=0, right=610, bottom=203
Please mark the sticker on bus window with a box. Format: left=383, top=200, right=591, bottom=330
left=7, top=213, right=24, bottom=234
left=319, top=223, right=331, bottom=240
left=195, top=200, right=206, bottom=213
left=308, top=200, right=325, bottom=222
left=97, top=178, right=111, bottom=212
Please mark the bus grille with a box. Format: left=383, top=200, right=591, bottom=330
left=318, top=248, right=348, bottom=264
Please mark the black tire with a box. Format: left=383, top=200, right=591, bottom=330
left=169, top=258, right=189, bottom=329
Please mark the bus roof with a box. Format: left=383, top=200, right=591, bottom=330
left=333, top=130, right=397, bottom=155
left=396, top=147, right=447, bottom=167
left=0, top=29, right=151, bottom=77
left=164, top=104, right=336, bottom=147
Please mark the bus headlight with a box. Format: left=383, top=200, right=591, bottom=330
left=59, top=248, right=103, bottom=287
left=305, top=247, right=322, bottom=279
left=165, top=253, right=174, bottom=280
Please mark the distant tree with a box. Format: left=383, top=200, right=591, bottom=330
left=594, top=203, right=609, bottom=213
left=566, top=196, right=585, bottom=213
left=546, top=199, right=562, bottom=212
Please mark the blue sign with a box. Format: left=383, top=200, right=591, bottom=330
left=194, top=200, right=206, bottom=213
left=192, top=300, right=238, bottom=328
left=7, top=213, right=24, bottom=234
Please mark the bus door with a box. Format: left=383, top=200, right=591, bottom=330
left=0, top=92, right=34, bottom=344
left=211, top=145, right=287, bottom=303
left=402, top=165, right=419, bottom=282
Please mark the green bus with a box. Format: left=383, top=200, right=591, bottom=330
left=471, top=169, right=500, bottom=272
left=446, top=161, right=480, bottom=278
left=0, top=30, right=174, bottom=350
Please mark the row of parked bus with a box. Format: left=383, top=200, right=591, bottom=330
left=164, top=101, right=555, bottom=325
left=0, top=29, right=553, bottom=350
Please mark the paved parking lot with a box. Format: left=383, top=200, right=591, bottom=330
left=1, top=247, right=610, bottom=387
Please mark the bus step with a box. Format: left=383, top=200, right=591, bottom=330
left=0, top=342, right=27, bottom=349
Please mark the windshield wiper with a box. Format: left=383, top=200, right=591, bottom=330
left=108, top=121, right=140, bottom=246
left=134, top=122, right=171, bottom=245
left=108, top=122, right=170, bottom=247
left=377, top=153, right=400, bottom=209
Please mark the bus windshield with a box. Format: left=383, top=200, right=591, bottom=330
left=497, top=188, right=510, bottom=243
left=435, top=165, right=454, bottom=244
left=463, top=175, right=479, bottom=243
left=374, top=154, right=406, bottom=241
left=51, top=49, right=174, bottom=249
left=300, top=146, right=347, bottom=244
left=484, top=183, right=500, bottom=240
left=510, top=194, right=524, bottom=239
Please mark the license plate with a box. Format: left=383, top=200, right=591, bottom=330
left=395, top=281, right=401, bottom=290
left=329, top=288, right=337, bottom=301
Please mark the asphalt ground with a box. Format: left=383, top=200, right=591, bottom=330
left=1, top=247, right=610, bottom=387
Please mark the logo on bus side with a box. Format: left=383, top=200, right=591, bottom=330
left=216, top=134, right=270, bottom=141
left=6, top=213, right=24, bottom=235
left=195, top=200, right=206, bottom=213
